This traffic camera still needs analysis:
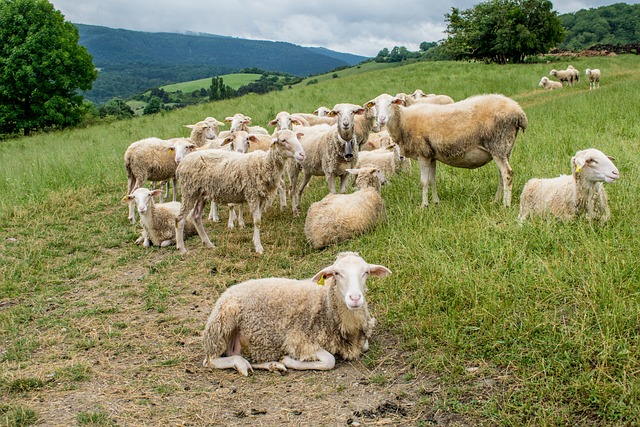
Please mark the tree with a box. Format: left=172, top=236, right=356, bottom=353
left=0, top=0, right=98, bottom=136
left=443, top=0, right=565, bottom=63
left=143, top=96, right=164, bottom=115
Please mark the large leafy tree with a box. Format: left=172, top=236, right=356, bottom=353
left=443, top=0, right=565, bottom=64
left=0, top=0, right=97, bottom=136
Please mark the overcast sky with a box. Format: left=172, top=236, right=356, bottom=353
left=49, top=0, right=639, bottom=57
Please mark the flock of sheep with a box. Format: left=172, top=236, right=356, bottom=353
left=539, top=64, right=602, bottom=90
left=122, top=82, right=620, bottom=376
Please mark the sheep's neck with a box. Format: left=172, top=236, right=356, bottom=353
left=574, top=173, right=604, bottom=216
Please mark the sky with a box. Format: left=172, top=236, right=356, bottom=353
left=49, top=0, right=639, bottom=57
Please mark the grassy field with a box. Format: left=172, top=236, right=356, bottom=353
left=160, top=73, right=263, bottom=93
left=1, top=55, right=640, bottom=426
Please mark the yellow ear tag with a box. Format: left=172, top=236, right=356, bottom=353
left=575, top=165, right=582, bottom=173
left=317, top=274, right=326, bottom=286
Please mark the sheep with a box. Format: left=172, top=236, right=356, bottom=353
left=218, top=113, right=269, bottom=138
left=539, top=76, right=563, bottom=90
left=123, top=187, right=198, bottom=247
left=567, top=65, right=580, bottom=84
left=304, top=166, right=387, bottom=249
left=518, top=148, right=619, bottom=223
left=289, top=103, right=366, bottom=216
left=585, top=68, right=601, bottom=90
left=202, top=251, right=391, bottom=376
left=365, top=93, right=527, bottom=208
left=362, top=129, right=393, bottom=151
left=185, top=119, right=222, bottom=147
left=355, top=143, right=406, bottom=178
left=314, top=106, right=331, bottom=117
left=175, top=129, right=305, bottom=254
left=268, top=111, right=310, bottom=131
left=124, top=137, right=198, bottom=223
left=396, top=92, right=454, bottom=106
left=292, top=112, right=338, bottom=127
left=550, top=68, right=575, bottom=86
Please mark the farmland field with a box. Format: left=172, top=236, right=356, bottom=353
left=1, top=55, right=639, bottom=426
left=160, top=73, right=263, bottom=93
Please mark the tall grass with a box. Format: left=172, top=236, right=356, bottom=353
left=1, top=55, right=639, bottom=425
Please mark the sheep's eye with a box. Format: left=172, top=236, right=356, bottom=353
left=588, top=159, right=597, bottom=164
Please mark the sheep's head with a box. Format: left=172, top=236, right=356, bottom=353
left=272, top=129, right=305, bottom=163
left=221, top=131, right=251, bottom=153
left=122, top=188, right=162, bottom=215
left=185, top=121, right=218, bottom=140
left=314, top=106, right=331, bottom=117
left=225, top=114, right=252, bottom=132
left=312, top=252, right=391, bottom=311
left=167, top=139, right=197, bottom=163
left=347, top=165, right=387, bottom=191
left=364, top=94, right=403, bottom=127
left=539, top=76, right=549, bottom=87
left=268, top=111, right=309, bottom=131
left=572, top=148, right=620, bottom=184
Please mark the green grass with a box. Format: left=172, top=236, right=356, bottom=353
left=160, top=73, right=262, bottom=92
left=1, top=55, right=640, bottom=425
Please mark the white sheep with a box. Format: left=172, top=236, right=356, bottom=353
left=304, top=166, right=387, bottom=249
left=518, top=148, right=619, bottom=223
left=365, top=93, right=527, bottom=208
left=289, top=103, right=366, bottom=216
left=539, top=76, right=563, bottom=90
left=355, top=143, right=406, bottom=178
left=550, top=68, right=576, bottom=86
left=175, top=129, right=305, bottom=254
left=218, top=113, right=269, bottom=139
left=396, top=92, right=454, bottom=106
left=124, top=137, right=198, bottom=223
left=268, top=111, right=310, bottom=131
left=123, top=187, right=197, bottom=247
left=585, top=68, right=601, bottom=90
left=567, top=65, right=580, bottom=84
left=362, top=129, right=393, bottom=151
left=314, top=106, right=331, bottom=117
left=185, top=119, right=222, bottom=147
left=202, top=252, right=391, bottom=375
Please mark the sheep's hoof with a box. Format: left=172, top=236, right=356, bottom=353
left=205, top=242, right=215, bottom=249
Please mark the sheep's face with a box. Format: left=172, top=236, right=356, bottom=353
left=312, top=252, right=391, bottom=311
left=170, top=140, right=197, bottom=163
left=572, top=149, right=620, bottom=184
left=365, top=94, right=402, bottom=127
left=124, top=188, right=162, bottom=215
left=273, top=130, right=305, bottom=163
left=227, top=114, right=252, bottom=132
left=329, top=103, right=365, bottom=141
left=222, top=131, right=251, bottom=153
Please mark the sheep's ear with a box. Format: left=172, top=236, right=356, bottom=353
left=122, top=195, right=134, bottom=203
left=312, top=108, right=319, bottom=114
left=247, top=135, right=259, bottom=144
left=367, top=264, right=392, bottom=278
left=268, top=119, right=278, bottom=126
left=312, top=267, right=335, bottom=283
left=150, top=189, right=163, bottom=197
left=364, top=100, right=376, bottom=109
left=355, top=107, right=366, bottom=115
left=607, top=156, right=615, bottom=161
left=166, top=147, right=175, bottom=152
left=296, top=132, right=304, bottom=140
left=327, top=110, right=338, bottom=117
left=222, top=136, right=232, bottom=146
left=573, top=156, right=586, bottom=173
left=224, top=117, right=233, bottom=123
left=243, top=117, right=252, bottom=124
left=184, top=124, right=195, bottom=129
left=391, top=97, right=405, bottom=106
left=292, top=115, right=309, bottom=126
left=346, top=168, right=360, bottom=175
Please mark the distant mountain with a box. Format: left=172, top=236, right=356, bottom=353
left=76, top=24, right=368, bottom=103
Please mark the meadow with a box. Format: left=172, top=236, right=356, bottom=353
left=1, top=55, right=639, bottom=426
left=159, top=73, right=263, bottom=93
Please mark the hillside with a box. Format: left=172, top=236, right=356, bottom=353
left=77, top=24, right=368, bottom=103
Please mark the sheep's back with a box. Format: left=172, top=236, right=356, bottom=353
left=520, top=174, right=576, bottom=219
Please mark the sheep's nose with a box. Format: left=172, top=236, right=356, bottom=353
left=349, top=294, right=361, bottom=303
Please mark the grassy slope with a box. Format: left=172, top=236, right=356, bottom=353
left=1, top=56, right=639, bottom=425
left=160, top=73, right=263, bottom=92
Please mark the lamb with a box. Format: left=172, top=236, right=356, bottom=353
left=175, top=129, right=305, bottom=254
left=355, top=143, right=406, bottom=178
left=365, top=93, right=527, bottom=208
left=539, top=76, right=563, bottom=90
left=518, top=148, right=619, bottom=223
left=124, top=137, right=198, bottom=223
left=585, top=68, right=601, bottom=90
left=550, top=68, right=575, bottom=86
left=202, top=252, right=391, bottom=376
left=122, top=187, right=197, bottom=247
left=304, top=166, right=387, bottom=249
left=289, top=103, right=366, bottom=216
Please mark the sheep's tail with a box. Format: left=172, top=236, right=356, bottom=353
left=124, top=154, right=135, bottom=194
left=202, top=299, right=241, bottom=363
left=517, top=109, right=528, bottom=134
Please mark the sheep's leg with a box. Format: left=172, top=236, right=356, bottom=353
left=251, top=361, right=287, bottom=372
left=208, top=202, right=220, bottom=222
left=175, top=215, right=188, bottom=254
left=293, top=173, right=312, bottom=217
left=171, top=177, right=177, bottom=202
left=205, top=355, right=253, bottom=376
left=227, top=204, right=237, bottom=229
left=191, top=199, right=215, bottom=249
left=237, top=205, right=245, bottom=228
left=417, top=157, right=438, bottom=207
left=338, top=174, right=349, bottom=193
left=326, top=174, right=337, bottom=193
left=492, top=156, right=513, bottom=207
left=278, top=179, right=287, bottom=208
left=282, top=349, right=335, bottom=371
left=251, top=201, right=264, bottom=254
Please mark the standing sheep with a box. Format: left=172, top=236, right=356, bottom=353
left=518, top=148, right=619, bottom=223
left=123, top=187, right=197, bottom=247
left=304, top=166, right=387, bottom=249
left=550, top=68, right=576, bottom=86
left=539, top=76, right=563, bottom=90
left=365, top=93, right=527, bottom=208
left=202, top=252, right=392, bottom=376
left=585, top=68, right=601, bottom=90
left=174, top=129, right=305, bottom=254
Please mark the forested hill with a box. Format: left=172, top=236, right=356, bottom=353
left=558, top=2, right=640, bottom=50
left=76, top=24, right=368, bottom=103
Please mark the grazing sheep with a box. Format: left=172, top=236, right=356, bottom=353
left=175, top=130, right=305, bottom=254
left=550, top=68, right=575, bottom=86
left=124, top=137, right=198, bottom=223
left=355, top=143, right=406, bottom=178
left=304, top=166, right=387, bottom=249
left=289, top=103, right=366, bottom=216
left=365, top=93, right=527, bottom=208
left=585, top=68, right=601, bottom=90
left=202, top=252, right=391, bottom=375
left=123, top=187, right=197, bottom=247
left=539, top=76, right=563, bottom=90
left=518, top=148, right=619, bottom=223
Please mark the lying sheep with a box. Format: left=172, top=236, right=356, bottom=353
left=202, top=252, right=391, bottom=375
left=124, top=137, right=197, bottom=223
left=585, top=68, right=601, bottom=90
left=175, top=129, right=305, bottom=254
left=362, top=129, right=392, bottom=151
left=304, top=166, right=387, bottom=249
left=355, top=143, right=406, bottom=178
left=519, top=148, right=619, bottom=223
left=289, top=103, right=366, bottom=216
left=539, top=76, right=563, bottom=90
left=366, top=93, right=527, bottom=208
left=123, top=187, right=197, bottom=247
